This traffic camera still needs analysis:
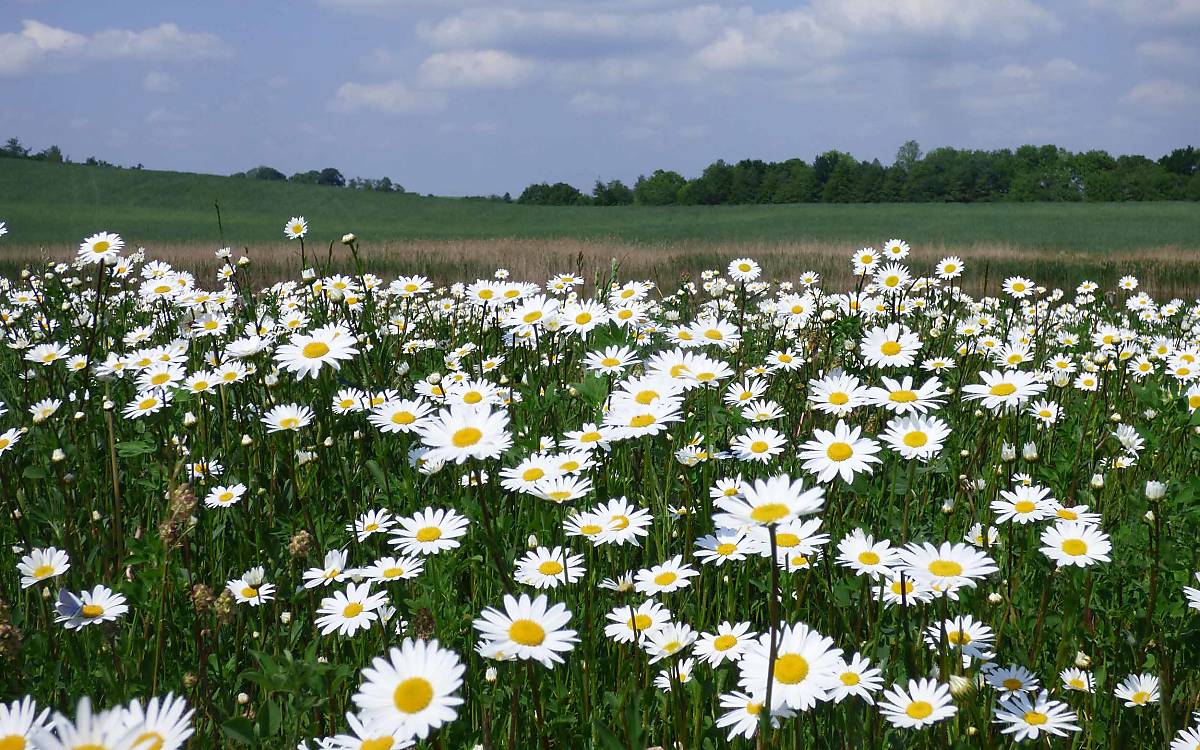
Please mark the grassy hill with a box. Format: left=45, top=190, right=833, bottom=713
left=2, top=159, right=1198, bottom=251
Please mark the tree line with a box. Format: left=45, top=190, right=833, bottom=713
left=517, top=142, right=1200, bottom=206
left=0, top=137, right=405, bottom=194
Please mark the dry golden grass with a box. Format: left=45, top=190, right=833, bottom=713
left=7, top=238, right=1200, bottom=297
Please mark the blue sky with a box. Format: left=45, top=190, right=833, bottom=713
left=1, top=0, right=1197, bottom=195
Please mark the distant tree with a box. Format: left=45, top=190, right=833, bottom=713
left=503, top=192, right=512, bottom=203
left=317, top=167, right=345, bottom=187
left=633, top=170, right=686, bottom=205
left=820, top=158, right=860, bottom=203
left=245, top=165, right=287, bottom=181
left=894, top=140, right=922, bottom=172
left=770, top=160, right=818, bottom=203
left=592, top=179, right=634, bottom=206
left=517, top=182, right=587, bottom=205
left=1, top=137, right=29, bottom=158
left=1159, top=146, right=1199, bottom=177
left=290, top=170, right=320, bottom=184
left=34, top=145, right=65, bottom=163
left=679, top=160, right=733, bottom=205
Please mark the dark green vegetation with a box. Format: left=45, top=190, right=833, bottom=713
left=519, top=142, right=1200, bottom=206
left=2, top=160, right=1199, bottom=252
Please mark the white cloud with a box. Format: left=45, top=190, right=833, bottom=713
left=569, top=91, right=623, bottom=113
left=0, top=20, right=230, bottom=76
left=1088, top=0, right=1200, bottom=25
left=418, top=49, right=535, bottom=88
left=1125, top=79, right=1192, bottom=109
left=1136, top=38, right=1198, bottom=66
left=333, top=79, right=447, bottom=114
left=143, top=71, right=177, bottom=93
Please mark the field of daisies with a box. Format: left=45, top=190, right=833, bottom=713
left=1, top=220, right=1199, bottom=750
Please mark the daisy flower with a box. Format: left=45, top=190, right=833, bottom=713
left=860, top=323, right=922, bottom=368
left=985, top=664, right=1039, bottom=699
left=368, top=398, right=433, bottom=435
left=515, top=546, right=585, bottom=589
left=642, top=621, right=698, bottom=663
left=867, top=375, right=945, bottom=415
left=1114, top=673, right=1159, bottom=707
left=349, top=509, right=395, bottom=541
left=122, top=692, right=195, bottom=750
left=274, top=324, right=359, bottom=379
left=262, top=403, right=314, bottom=432
left=352, top=639, right=464, bottom=738
left=900, top=541, right=998, bottom=590
left=693, top=622, right=756, bottom=666
left=38, top=697, right=144, bottom=750
left=473, top=593, right=578, bottom=668
left=992, top=485, right=1055, bottom=525
left=716, top=691, right=794, bottom=741
left=78, top=231, right=125, bottom=264
left=798, top=420, right=882, bottom=484
left=390, top=507, right=469, bottom=555
left=203, top=483, right=246, bottom=509
left=284, top=216, right=308, bottom=239
left=316, top=583, right=390, bottom=636
left=713, top=473, right=825, bottom=528
left=634, top=556, right=699, bottom=595
left=303, top=549, right=352, bottom=589
left=417, top=404, right=512, bottom=464
left=730, top=426, right=787, bottom=463
left=17, top=546, right=70, bottom=589
left=880, top=416, right=951, bottom=461
left=878, top=678, right=956, bottom=729
left=737, top=622, right=843, bottom=711
left=0, top=696, right=51, bottom=747
left=55, top=585, right=129, bottom=629
left=962, top=369, right=1047, bottom=411
left=694, top=530, right=753, bottom=566
left=829, top=653, right=883, bottom=705
left=836, top=529, right=898, bottom=579
left=227, top=567, right=275, bottom=607
left=604, top=600, right=671, bottom=643
left=1040, top=521, right=1112, bottom=568
left=924, top=614, right=995, bottom=660
left=359, top=555, right=424, bottom=584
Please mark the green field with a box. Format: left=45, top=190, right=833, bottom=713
left=2, top=159, right=1198, bottom=250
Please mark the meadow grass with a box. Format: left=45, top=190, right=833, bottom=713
left=2, top=159, right=1199, bottom=250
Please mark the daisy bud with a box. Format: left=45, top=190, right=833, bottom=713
left=821, top=310, right=836, bottom=322
left=1143, top=510, right=1155, bottom=523
left=941, top=499, right=955, bottom=513
left=103, top=400, right=114, bottom=410
left=301, top=268, right=316, bottom=281
left=183, top=412, right=197, bottom=426
left=237, top=256, right=250, bottom=267
left=1074, top=652, right=1092, bottom=668
left=1089, top=473, right=1104, bottom=489
left=341, top=232, right=357, bottom=245
left=427, top=372, right=442, bottom=384
left=1001, top=443, right=1016, bottom=462
left=280, top=611, right=292, bottom=624
left=1109, top=412, right=1121, bottom=422
left=241, top=434, right=253, bottom=446
left=323, top=436, right=333, bottom=447
left=91, top=510, right=100, bottom=521
left=1145, top=481, right=1166, bottom=500
left=949, top=675, right=974, bottom=698
left=52, top=448, right=65, bottom=462
left=973, top=409, right=983, bottom=417
left=1022, top=442, right=1038, bottom=461
left=485, top=667, right=498, bottom=683
left=1143, top=409, right=1157, bottom=419
left=988, top=592, right=1003, bottom=605
left=317, top=656, right=328, bottom=664
left=966, top=727, right=978, bottom=737
left=73, top=411, right=84, bottom=420
left=1053, top=373, right=1070, bottom=387
left=237, top=693, right=250, bottom=705
left=397, top=362, right=410, bottom=376
left=842, top=339, right=855, bottom=352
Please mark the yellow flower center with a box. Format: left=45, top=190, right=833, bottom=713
left=343, top=603, right=364, bottom=618
left=1014, top=500, right=1036, bottom=514
left=382, top=567, right=404, bottom=578
left=990, top=383, right=1017, bottom=396
left=579, top=524, right=603, bottom=535
left=629, top=414, right=656, bottom=428
left=463, top=391, right=483, bottom=404
left=628, top=614, right=652, bottom=631
left=32, top=564, right=56, bottom=578
left=750, top=503, right=790, bottom=523
left=840, top=672, right=860, bottom=686
left=601, top=357, right=619, bottom=367
left=716, top=543, right=737, bottom=556
left=1061, top=539, right=1088, bottom=556
left=745, top=701, right=763, bottom=716
left=1023, top=711, right=1047, bottom=726
left=928, top=560, right=963, bottom=577
left=889, top=390, right=918, bottom=403
left=905, top=701, right=933, bottom=720
left=509, top=619, right=546, bottom=646
left=302, top=341, right=331, bottom=359
left=451, top=427, right=482, bottom=448
left=654, top=572, right=678, bottom=587
left=880, top=341, right=902, bottom=356
left=537, top=560, right=564, bottom=576
left=947, top=630, right=971, bottom=645
left=0, top=736, right=27, bottom=750
left=241, top=587, right=258, bottom=599
left=391, top=411, right=415, bottom=425
left=776, top=533, right=799, bottom=548
left=138, top=398, right=158, bottom=410
left=903, top=431, right=928, bottom=448
left=392, top=677, right=434, bottom=714
left=580, top=431, right=601, bottom=443
left=522, top=468, right=545, bottom=482
left=1131, top=691, right=1151, bottom=705
left=750, top=440, right=769, bottom=453
left=415, top=527, right=442, bottom=542
left=92, top=241, right=111, bottom=254
left=858, top=551, right=880, bottom=566
left=81, top=604, right=104, bottom=618
left=713, top=634, right=737, bottom=651
left=826, top=442, right=853, bottom=461
left=773, top=653, right=809, bottom=684
left=361, top=738, right=394, bottom=750
left=1002, top=678, right=1023, bottom=691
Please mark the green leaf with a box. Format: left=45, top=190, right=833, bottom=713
left=116, top=440, right=155, bottom=457
left=220, top=717, right=257, bottom=746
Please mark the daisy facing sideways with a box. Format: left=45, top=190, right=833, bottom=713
left=473, top=593, right=578, bottom=668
